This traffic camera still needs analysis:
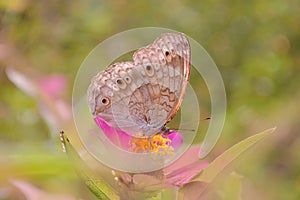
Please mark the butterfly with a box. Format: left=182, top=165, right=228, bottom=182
left=87, top=33, right=191, bottom=137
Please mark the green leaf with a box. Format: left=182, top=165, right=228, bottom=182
left=192, top=127, right=276, bottom=183
left=60, top=131, right=120, bottom=200
left=85, top=177, right=120, bottom=200
left=221, top=172, right=243, bottom=200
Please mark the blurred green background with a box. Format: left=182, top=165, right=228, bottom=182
left=0, top=0, right=299, bottom=199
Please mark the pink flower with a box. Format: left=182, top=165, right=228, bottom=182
left=93, top=117, right=208, bottom=198
left=93, top=116, right=183, bottom=152
left=111, top=147, right=209, bottom=199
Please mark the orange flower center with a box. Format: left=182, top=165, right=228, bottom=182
left=129, top=134, right=174, bottom=154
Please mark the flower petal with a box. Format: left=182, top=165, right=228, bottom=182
left=162, top=147, right=209, bottom=188
left=38, top=75, right=67, bottom=99
left=167, top=131, right=183, bottom=151
left=164, top=147, right=205, bottom=174
left=165, top=161, right=209, bottom=187
left=94, top=116, right=132, bottom=149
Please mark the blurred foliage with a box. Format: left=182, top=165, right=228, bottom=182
left=0, top=0, right=300, bottom=199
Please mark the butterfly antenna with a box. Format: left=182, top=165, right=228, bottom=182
left=168, top=117, right=211, bottom=132
left=170, top=128, right=196, bottom=132
left=202, top=117, right=211, bottom=120
left=177, top=116, right=211, bottom=126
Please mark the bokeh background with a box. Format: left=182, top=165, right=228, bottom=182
left=0, top=1, right=299, bottom=199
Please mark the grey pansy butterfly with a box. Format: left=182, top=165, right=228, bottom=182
left=87, top=33, right=191, bottom=137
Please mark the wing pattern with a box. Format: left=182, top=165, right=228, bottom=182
left=87, top=33, right=191, bottom=136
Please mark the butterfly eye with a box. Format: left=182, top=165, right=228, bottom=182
left=101, top=97, right=110, bottom=105
left=165, top=51, right=170, bottom=56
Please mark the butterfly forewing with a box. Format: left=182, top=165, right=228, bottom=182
left=88, top=33, right=191, bottom=137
